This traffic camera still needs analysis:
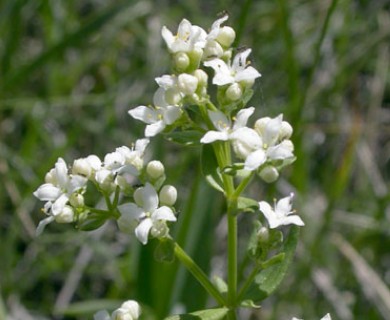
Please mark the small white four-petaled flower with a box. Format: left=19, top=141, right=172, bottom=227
left=117, top=183, right=177, bottom=244
left=259, top=193, right=304, bottom=229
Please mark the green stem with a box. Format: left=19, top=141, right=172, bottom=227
left=237, top=263, right=262, bottom=302
left=232, top=172, right=254, bottom=199
left=173, top=242, right=226, bottom=306
left=112, top=186, right=120, bottom=208
left=227, top=206, right=238, bottom=309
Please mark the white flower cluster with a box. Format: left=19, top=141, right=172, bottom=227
left=126, top=15, right=303, bottom=230
left=94, top=300, right=141, bottom=320
left=129, top=14, right=260, bottom=138
left=34, top=139, right=178, bottom=244
left=200, top=107, right=295, bottom=182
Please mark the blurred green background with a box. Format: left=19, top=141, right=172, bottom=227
left=1, top=0, right=390, bottom=319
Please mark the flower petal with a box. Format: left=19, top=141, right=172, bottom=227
left=145, top=121, right=165, bottom=137
left=93, top=310, right=111, bottom=320
left=128, top=106, right=158, bottom=124
left=55, top=158, right=69, bottom=189
left=244, top=149, right=266, bottom=171
left=118, top=203, right=144, bottom=220
left=142, top=183, right=159, bottom=212
left=259, top=201, right=278, bottom=228
left=36, top=216, right=55, bottom=236
left=200, top=130, right=229, bottom=144
left=235, top=66, right=261, bottom=82
left=280, top=215, right=305, bottom=227
left=232, top=107, right=255, bottom=130
left=135, top=218, right=153, bottom=245
left=51, top=193, right=69, bottom=215
left=152, top=206, right=177, bottom=222
left=275, top=194, right=293, bottom=214
left=33, top=184, right=61, bottom=201
left=163, top=105, right=181, bottom=125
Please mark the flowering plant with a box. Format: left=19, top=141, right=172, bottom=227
left=33, top=14, right=328, bottom=320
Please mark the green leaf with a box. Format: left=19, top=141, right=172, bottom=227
left=201, top=144, right=224, bottom=193
left=243, top=226, right=300, bottom=302
left=56, top=299, right=122, bottom=316
left=164, top=308, right=229, bottom=320
left=154, top=238, right=175, bottom=263
left=237, top=197, right=259, bottom=213
left=77, top=213, right=107, bottom=231
left=165, top=130, right=203, bottom=146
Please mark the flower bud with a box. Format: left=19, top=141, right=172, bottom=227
left=165, top=88, right=182, bottom=105
left=259, top=166, right=279, bottom=183
left=239, top=78, right=255, bottom=89
left=204, top=40, right=224, bottom=58
left=279, top=121, right=293, bottom=140
left=55, top=206, right=74, bottom=224
left=112, top=300, right=141, bottom=320
left=159, top=185, right=177, bottom=206
left=72, top=158, right=92, bottom=178
left=225, top=83, right=242, bottom=101
left=69, top=193, right=84, bottom=207
left=95, top=169, right=114, bottom=192
left=146, top=160, right=165, bottom=179
left=193, top=69, right=208, bottom=87
left=178, top=73, right=198, bottom=96
left=216, top=26, right=236, bottom=47
left=174, top=52, right=190, bottom=72
left=133, top=187, right=144, bottom=207
left=254, top=117, right=271, bottom=136
left=150, top=220, right=169, bottom=238
left=45, top=168, right=57, bottom=184
left=257, top=226, right=269, bottom=244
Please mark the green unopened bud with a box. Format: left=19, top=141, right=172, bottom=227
left=216, top=26, right=236, bottom=47
left=174, top=52, right=190, bottom=72
left=55, top=206, right=74, bottom=224
left=150, top=220, right=169, bottom=238
left=259, top=166, right=279, bottom=183
left=226, top=83, right=242, bottom=101
left=257, top=226, right=269, bottom=243
left=146, top=160, right=165, bottom=179
left=69, top=193, right=84, bottom=207
left=159, top=185, right=177, bottom=206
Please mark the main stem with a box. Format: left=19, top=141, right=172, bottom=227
left=214, top=142, right=238, bottom=318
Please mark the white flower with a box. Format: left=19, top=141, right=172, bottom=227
left=129, top=88, right=181, bottom=137
left=117, top=183, right=177, bottom=244
left=200, top=107, right=260, bottom=146
left=162, top=19, right=207, bottom=53
left=204, top=49, right=261, bottom=86
left=244, top=114, right=294, bottom=171
left=259, top=193, right=304, bottom=229
left=33, top=158, right=87, bottom=234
